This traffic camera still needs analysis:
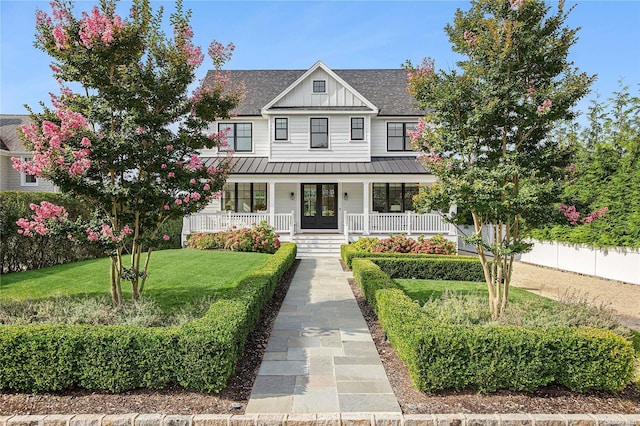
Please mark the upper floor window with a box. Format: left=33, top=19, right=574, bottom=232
left=372, top=183, right=419, bottom=213
left=387, top=122, right=417, bottom=152
left=223, top=182, right=267, bottom=212
left=312, top=80, right=326, bottom=93
left=275, top=118, right=288, bottom=141
left=20, top=157, right=38, bottom=186
left=219, top=123, right=252, bottom=152
left=351, top=117, right=364, bottom=140
left=310, top=118, right=328, bottom=149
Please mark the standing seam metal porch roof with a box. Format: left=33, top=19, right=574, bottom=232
left=204, top=156, right=429, bottom=175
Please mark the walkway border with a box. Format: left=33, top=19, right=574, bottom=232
left=2, top=413, right=640, bottom=426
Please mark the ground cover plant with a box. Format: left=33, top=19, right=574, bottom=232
left=0, top=242, right=297, bottom=393
left=0, top=249, right=269, bottom=316
left=352, top=258, right=636, bottom=393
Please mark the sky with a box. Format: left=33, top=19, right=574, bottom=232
left=1, top=0, right=639, bottom=120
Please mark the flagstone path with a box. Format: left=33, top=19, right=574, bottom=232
left=245, top=258, right=400, bottom=413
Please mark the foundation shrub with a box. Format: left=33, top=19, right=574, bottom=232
left=0, top=242, right=297, bottom=393
left=372, top=257, right=486, bottom=281
left=351, top=259, right=636, bottom=393
left=341, top=244, right=467, bottom=269
left=186, top=221, right=280, bottom=254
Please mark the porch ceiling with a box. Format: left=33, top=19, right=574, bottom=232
left=204, top=156, right=429, bottom=175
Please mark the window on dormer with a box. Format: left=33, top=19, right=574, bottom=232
left=313, top=80, right=326, bottom=93
left=275, top=118, right=288, bottom=140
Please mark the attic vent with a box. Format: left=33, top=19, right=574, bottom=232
left=312, top=80, right=326, bottom=93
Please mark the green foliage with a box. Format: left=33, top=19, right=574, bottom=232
left=153, top=217, right=184, bottom=250
left=530, top=84, right=640, bottom=248
left=352, top=259, right=636, bottom=393
left=0, top=243, right=297, bottom=393
left=372, top=257, right=486, bottom=282
left=341, top=243, right=467, bottom=269
left=186, top=222, right=281, bottom=254
left=0, top=191, right=104, bottom=274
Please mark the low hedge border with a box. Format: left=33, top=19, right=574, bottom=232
left=351, top=258, right=636, bottom=393
left=0, top=242, right=297, bottom=393
left=341, top=244, right=477, bottom=269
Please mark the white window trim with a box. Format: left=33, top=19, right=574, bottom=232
left=312, top=80, right=327, bottom=94
left=20, top=157, right=38, bottom=187
left=309, top=117, right=330, bottom=150
left=273, top=117, right=290, bottom=143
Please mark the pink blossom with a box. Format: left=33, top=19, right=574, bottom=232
left=187, top=154, right=203, bottom=170
left=183, top=196, right=190, bottom=203
left=52, top=24, right=69, bottom=49
left=537, top=98, right=552, bottom=114
left=168, top=172, right=175, bottom=178
left=78, top=6, right=124, bottom=49
left=510, top=0, right=525, bottom=9
left=174, top=199, right=183, bottom=205
left=203, top=183, right=210, bottom=191
left=80, top=137, right=92, bottom=147
left=121, top=225, right=134, bottom=235
left=208, top=41, right=235, bottom=68
left=581, top=207, right=608, bottom=224
left=163, top=234, right=170, bottom=241
left=164, top=204, right=170, bottom=210
left=50, top=64, right=62, bottom=73
left=189, top=178, right=196, bottom=184
left=161, top=164, right=167, bottom=169
left=100, top=223, right=114, bottom=238
left=463, top=30, right=478, bottom=47
left=136, top=126, right=144, bottom=134
left=190, top=192, right=201, bottom=201
left=166, top=144, right=173, bottom=151
left=559, top=204, right=581, bottom=225
left=87, top=229, right=99, bottom=241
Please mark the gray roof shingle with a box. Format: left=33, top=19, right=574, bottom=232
left=202, top=68, right=424, bottom=117
left=204, top=156, right=428, bottom=175
left=0, top=115, right=30, bottom=152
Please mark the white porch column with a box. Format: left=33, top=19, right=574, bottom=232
left=269, top=181, right=276, bottom=227
left=363, top=181, right=370, bottom=236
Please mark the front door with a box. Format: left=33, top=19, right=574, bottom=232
left=301, top=183, right=338, bottom=229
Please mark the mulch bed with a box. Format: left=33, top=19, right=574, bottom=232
left=1, top=258, right=638, bottom=415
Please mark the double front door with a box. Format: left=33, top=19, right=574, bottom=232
left=301, top=183, right=338, bottom=229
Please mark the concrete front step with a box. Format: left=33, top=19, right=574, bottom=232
left=292, top=234, right=344, bottom=258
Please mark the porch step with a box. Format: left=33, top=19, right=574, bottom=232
left=290, top=234, right=345, bottom=258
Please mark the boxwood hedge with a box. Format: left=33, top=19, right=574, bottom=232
left=0, top=242, right=297, bottom=393
left=352, top=258, right=635, bottom=393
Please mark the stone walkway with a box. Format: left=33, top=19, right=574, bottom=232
left=245, top=258, right=400, bottom=413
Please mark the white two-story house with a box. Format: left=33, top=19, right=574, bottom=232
left=184, top=61, right=456, bottom=255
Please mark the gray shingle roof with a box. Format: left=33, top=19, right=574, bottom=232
left=202, top=68, right=424, bottom=117
left=204, top=156, right=428, bottom=175
left=0, top=115, right=30, bottom=152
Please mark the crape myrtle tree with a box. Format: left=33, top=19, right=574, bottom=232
left=405, top=0, right=594, bottom=318
left=12, top=0, right=244, bottom=306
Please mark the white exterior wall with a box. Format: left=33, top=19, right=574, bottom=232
left=370, top=117, right=421, bottom=157
left=0, top=154, right=57, bottom=192
left=341, top=182, right=365, bottom=214
left=520, top=241, right=640, bottom=285
left=274, top=68, right=368, bottom=109
left=270, top=115, right=370, bottom=162
left=200, top=118, right=269, bottom=157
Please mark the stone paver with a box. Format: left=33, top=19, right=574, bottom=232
left=246, top=258, right=400, bottom=413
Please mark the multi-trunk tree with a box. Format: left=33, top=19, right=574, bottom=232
left=13, top=0, right=243, bottom=306
left=406, top=0, right=594, bottom=318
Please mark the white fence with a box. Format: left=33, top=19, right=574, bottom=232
left=520, top=240, right=640, bottom=285
left=183, top=211, right=295, bottom=244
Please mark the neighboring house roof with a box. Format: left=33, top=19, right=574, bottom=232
left=0, top=115, right=30, bottom=152
left=202, top=67, right=424, bottom=117
left=205, top=156, right=428, bottom=175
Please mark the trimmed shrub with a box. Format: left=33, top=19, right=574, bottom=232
left=372, top=257, right=486, bottom=282
left=186, top=221, right=281, bottom=254
left=0, top=191, right=103, bottom=273
left=342, top=244, right=467, bottom=269
left=352, top=259, right=636, bottom=393
left=351, top=234, right=456, bottom=255
left=0, top=242, right=297, bottom=393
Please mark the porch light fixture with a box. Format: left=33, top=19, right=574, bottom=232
left=344, top=192, right=348, bottom=201
left=290, top=192, right=295, bottom=200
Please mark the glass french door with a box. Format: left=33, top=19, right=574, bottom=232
left=301, top=183, right=338, bottom=229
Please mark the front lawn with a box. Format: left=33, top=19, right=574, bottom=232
left=0, top=249, right=270, bottom=314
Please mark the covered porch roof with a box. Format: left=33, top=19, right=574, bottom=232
left=204, top=156, right=429, bottom=175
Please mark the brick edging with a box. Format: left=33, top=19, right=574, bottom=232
left=1, top=413, right=639, bottom=426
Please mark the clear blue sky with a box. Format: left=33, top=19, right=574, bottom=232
left=1, top=0, right=639, bottom=118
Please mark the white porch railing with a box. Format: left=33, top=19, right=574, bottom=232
left=345, top=211, right=453, bottom=241
left=185, top=211, right=295, bottom=236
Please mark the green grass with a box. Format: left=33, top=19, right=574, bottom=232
left=0, top=249, right=270, bottom=313
left=395, top=278, right=556, bottom=307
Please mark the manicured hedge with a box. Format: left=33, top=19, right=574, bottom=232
left=371, top=257, right=486, bottom=282
left=0, top=242, right=297, bottom=393
left=352, top=259, right=636, bottom=393
left=341, top=244, right=470, bottom=269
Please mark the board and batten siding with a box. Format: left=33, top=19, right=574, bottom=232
left=273, top=68, right=368, bottom=109
left=200, top=118, right=269, bottom=158
left=270, top=115, right=370, bottom=162
left=370, top=117, right=422, bottom=157
left=0, top=155, right=57, bottom=192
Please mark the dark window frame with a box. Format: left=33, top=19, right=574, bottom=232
left=351, top=117, right=364, bottom=141
left=274, top=118, right=288, bottom=141
left=218, top=122, right=253, bottom=152
left=372, top=183, right=418, bottom=213
left=386, top=122, right=417, bottom=152
left=223, top=182, right=268, bottom=212
left=312, top=80, right=326, bottom=93
left=310, top=117, right=329, bottom=149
